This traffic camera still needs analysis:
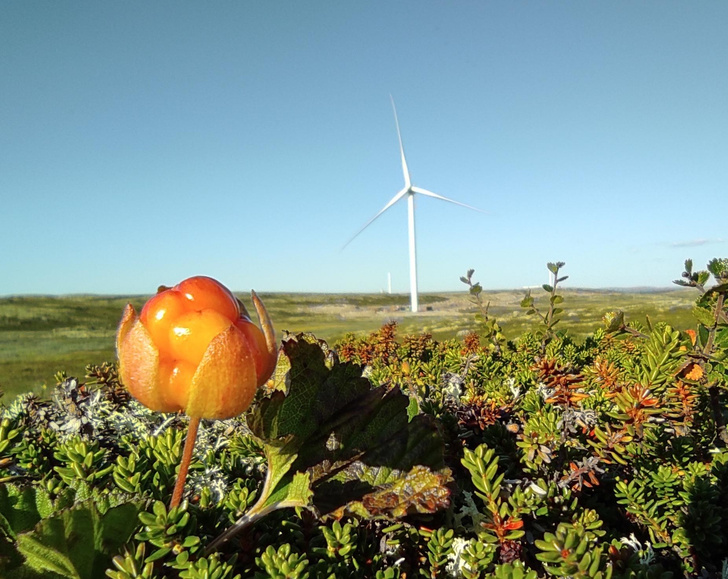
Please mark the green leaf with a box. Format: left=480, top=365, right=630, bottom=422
left=698, top=324, right=710, bottom=348
left=706, top=282, right=728, bottom=296
left=249, top=334, right=369, bottom=443
left=692, top=305, right=715, bottom=327
left=547, top=263, right=559, bottom=274
left=707, top=258, right=728, bottom=280
left=301, top=385, right=448, bottom=515
left=542, top=284, right=553, bottom=293
left=332, top=466, right=451, bottom=519
left=230, top=333, right=449, bottom=541
left=0, top=484, right=53, bottom=539
left=6, top=501, right=142, bottom=579
left=714, top=327, right=728, bottom=348
left=263, top=471, right=312, bottom=509
left=406, top=395, right=420, bottom=422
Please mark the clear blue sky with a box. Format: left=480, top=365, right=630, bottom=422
left=2, top=2, right=726, bottom=295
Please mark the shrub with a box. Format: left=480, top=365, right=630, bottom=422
left=1, top=259, right=727, bottom=578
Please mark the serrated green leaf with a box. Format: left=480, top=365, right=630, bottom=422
left=332, top=465, right=450, bottom=519
left=706, top=282, right=728, bottom=296
left=692, top=305, right=715, bottom=327
left=7, top=501, right=142, bottom=579
left=10, top=535, right=76, bottom=579
left=707, top=258, right=728, bottom=278
left=249, top=335, right=370, bottom=442
left=714, top=327, right=728, bottom=347
left=0, top=484, right=53, bottom=539
left=216, top=333, right=449, bottom=548
left=602, top=310, right=624, bottom=332
left=521, top=294, right=533, bottom=308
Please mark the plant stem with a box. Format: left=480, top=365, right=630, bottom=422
left=170, top=416, right=200, bottom=510
left=704, top=293, right=725, bottom=357
left=623, top=326, right=650, bottom=340
left=205, top=502, right=277, bottom=554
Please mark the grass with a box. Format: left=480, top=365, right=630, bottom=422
left=0, top=288, right=698, bottom=401
left=0, top=296, right=146, bottom=401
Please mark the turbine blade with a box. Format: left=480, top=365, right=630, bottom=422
left=390, top=95, right=411, bottom=188
left=411, top=186, right=487, bottom=213
left=343, top=188, right=409, bottom=249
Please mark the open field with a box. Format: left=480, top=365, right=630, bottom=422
left=0, top=288, right=697, bottom=401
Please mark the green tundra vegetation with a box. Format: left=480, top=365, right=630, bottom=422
left=0, top=285, right=695, bottom=401
left=0, top=259, right=727, bottom=578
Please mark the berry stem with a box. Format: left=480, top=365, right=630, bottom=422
left=170, top=416, right=201, bottom=509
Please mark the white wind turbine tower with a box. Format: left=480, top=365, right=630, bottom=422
left=345, top=97, right=484, bottom=313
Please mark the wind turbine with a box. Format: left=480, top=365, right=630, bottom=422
left=344, top=97, right=484, bottom=313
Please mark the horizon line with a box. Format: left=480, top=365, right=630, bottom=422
left=0, top=285, right=692, bottom=299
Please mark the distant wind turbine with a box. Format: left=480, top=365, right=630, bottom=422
left=344, top=97, right=484, bottom=313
